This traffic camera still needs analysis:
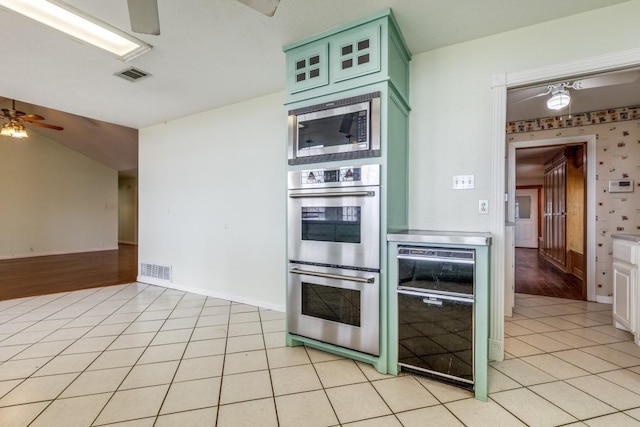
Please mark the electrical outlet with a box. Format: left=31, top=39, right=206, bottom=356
left=479, top=200, right=489, bottom=214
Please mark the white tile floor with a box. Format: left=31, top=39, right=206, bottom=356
left=2, top=284, right=640, bottom=426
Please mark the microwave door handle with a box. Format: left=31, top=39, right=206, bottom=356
left=289, top=191, right=374, bottom=198
left=289, top=267, right=375, bottom=284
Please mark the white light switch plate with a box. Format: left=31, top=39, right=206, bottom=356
left=453, top=175, right=475, bottom=190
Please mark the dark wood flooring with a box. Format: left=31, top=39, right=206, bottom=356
left=515, top=248, right=584, bottom=300
left=0, top=244, right=138, bottom=301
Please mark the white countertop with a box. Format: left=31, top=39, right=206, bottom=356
left=387, top=230, right=492, bottom=246
left=612, top=234, right=640, bottom=242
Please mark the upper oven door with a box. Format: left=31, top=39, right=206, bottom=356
left=288, top=185, right=380, bottom=270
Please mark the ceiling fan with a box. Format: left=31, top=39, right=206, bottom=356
left=517, top=70, right=640, bottom=111
left=1, top=100, right=63, bottom=139
left=127, top=0, right=280, bottom=35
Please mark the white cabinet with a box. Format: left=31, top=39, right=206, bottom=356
left=612, top=236, right=640, bottom=343
left=613, top=260, right=634, bottom=331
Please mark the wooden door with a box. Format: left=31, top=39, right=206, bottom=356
left=543, top=160, right=566, bottom=268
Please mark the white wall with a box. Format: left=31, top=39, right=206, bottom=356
left=137, top=1, right=640, bottom=309
left=0, top=131, right=118, bottom=258
left=138, top=92, right=286, bottom=309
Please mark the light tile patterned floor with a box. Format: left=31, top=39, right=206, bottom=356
left=2, top=284, right=640, bottom=426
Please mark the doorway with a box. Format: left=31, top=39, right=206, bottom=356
left=490, top=49, right=640, bottom=362
left=513, top=144, right=587, bottom=300
left=505, top=136, right=596, bottom=315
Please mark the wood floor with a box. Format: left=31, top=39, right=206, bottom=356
left=0, top=244, right=137, bottom=301
left=515, top=247, right=584, bottom=300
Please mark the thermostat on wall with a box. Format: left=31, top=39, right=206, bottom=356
left=609, top=179, right=634, bottom=193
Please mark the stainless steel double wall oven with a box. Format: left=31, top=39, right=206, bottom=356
left=287, top=164, right=380, bottom=355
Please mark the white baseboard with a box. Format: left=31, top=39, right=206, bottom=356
left=0, top=246, right=120, bottom=260
left=596, top=295, right=613, bottom=304
left=137, top=276, right=285, bottom=313
left=489, top=338, right=504, bottom=362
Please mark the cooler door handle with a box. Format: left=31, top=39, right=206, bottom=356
left=398, top=289, right=473, bottom=304
left=396, top=254, right=475, bottom=264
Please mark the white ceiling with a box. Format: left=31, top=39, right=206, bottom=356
left=0, top=0, right=634, bottom=172
left=507, top=68, right=640, bottom=123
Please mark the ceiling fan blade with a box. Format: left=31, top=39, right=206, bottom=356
left=127, top=0, right=160, bottom=35
left=572, top=70, right=640, bottom=90
left=1, top=108, right=10, bottom=117
left=27, top=121, right=64, bottom=131
left=515, top=89, right=552, bottom=104
left=236, top=0, right=280, bottom=16
left=20, top=114, right=45, bottom=121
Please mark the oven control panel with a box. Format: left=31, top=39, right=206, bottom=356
left=301, top=167, right=361, bottom=185
left=288, top=164, right=380, bottom=189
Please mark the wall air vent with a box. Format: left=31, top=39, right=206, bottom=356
left=140, top=263, right=172, bottom=281
left=115, top=67, right=151, bottom=82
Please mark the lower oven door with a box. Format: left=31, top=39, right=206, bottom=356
left=288, top=264, right=380, bottom=355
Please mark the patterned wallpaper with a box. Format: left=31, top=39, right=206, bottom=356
left=507, top=105, right=640, bottom=298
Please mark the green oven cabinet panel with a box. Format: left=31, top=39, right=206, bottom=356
left=330, top=24, right=381, bottom=83
left=386, top=236, right=491, bottom=402
left=283, top=9, right=411, bottom=377
left=283, top=9, right=411, bottom=105
left=286, top=41, right=329, bottom=94
left=284, top=81, right=408, bottom=376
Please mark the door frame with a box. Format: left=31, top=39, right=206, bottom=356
left=488, top=47, right=640, bottom=361
left=507, top=138, right=595, bottom=309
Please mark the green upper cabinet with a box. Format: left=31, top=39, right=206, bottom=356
left=284, top=9, right=410, bottom=104
left=287, top=41, right=329, bottom=94
left=330, top=24, right=380, bottom=83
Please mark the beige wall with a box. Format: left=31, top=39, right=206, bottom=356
left=0, top=131, right=118, bottom=259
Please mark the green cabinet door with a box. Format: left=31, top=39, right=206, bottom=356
left=330, top=24, right=381, bottom=83
left=286, top=42, right=329, bottom=94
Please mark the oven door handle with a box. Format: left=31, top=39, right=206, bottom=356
left=289, top=191, right=375, bottom=198
left=289, top=267, right=375, bottom=284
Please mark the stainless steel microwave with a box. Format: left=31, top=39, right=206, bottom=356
left=287, top=92, right=380, bottom=165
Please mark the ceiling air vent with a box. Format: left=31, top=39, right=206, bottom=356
left=115, top=67, right=151, bottom=82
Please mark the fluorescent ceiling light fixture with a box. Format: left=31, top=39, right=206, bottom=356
left=546, top=89, right=570, bottom=110
left=0, top=0, right=151, bottom=60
